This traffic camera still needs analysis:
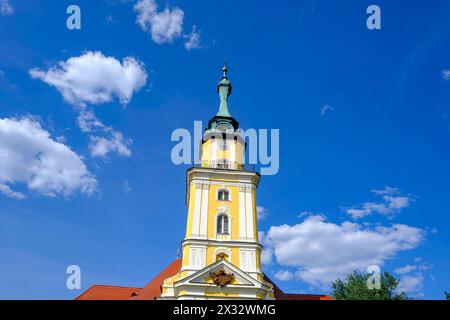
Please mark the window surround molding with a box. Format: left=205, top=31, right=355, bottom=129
left=216, top=214, right=230, bottom=235
left=215, top=207, right=232, bottom=239
left=214, top=247, right=232, bottom=261
left=216, top=186, right=231, bottom=201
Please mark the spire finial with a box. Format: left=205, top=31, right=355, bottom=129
left=205, top=64, right=239, bottom=131
left=217, top=63, right=232, bottom=117
left=222, top=63, right=228, bottom=78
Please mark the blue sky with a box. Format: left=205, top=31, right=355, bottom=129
left=0, top=0, right=449, bottom=299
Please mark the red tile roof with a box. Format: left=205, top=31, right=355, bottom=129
left=76, top=259, right=332, bottom=300
left=75, top=285, right=141, bottom=300
left=283, top=294, right=333, bottom=300
left=131, top=258, right=182, bottom=300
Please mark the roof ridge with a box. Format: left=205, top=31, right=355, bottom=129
left=89, top=284, right=142, bottom=289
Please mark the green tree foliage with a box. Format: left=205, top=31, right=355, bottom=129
left=332, top=271, right=408, bottom=300
left=445, top=292, right=450, bottom=300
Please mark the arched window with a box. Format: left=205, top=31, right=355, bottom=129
left=218, top=189, right=230, bottom=201
left=216, top=214, right=229, bottom=235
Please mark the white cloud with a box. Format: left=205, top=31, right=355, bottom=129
left=134, top=0, right=184, bottom=44
left=274, top=270, right=295, bottom=282
left=442, top=69, right=450, bottom=81
left=298, top=211, right=325, bottom=219
left=345, top=186, right=413, bottom=219
left=77, top=109, right=132, bottom=158
left=134, top=0, right=158, bottom=31
left=261, top=214, right=424, bottom=287
left=0, top=0, right=13, bottom=15
left=0, top=183, right=25, bottom=200
left=123, top=180, right=131, bottom=193
left=395, top=264, right=417, bottom=275
left=257, top=206, right=268, bottom=220
left=397, top=273, right=424, bottom=296
left=77, top=109, right=107, bottom=133
left=184, top=26, right=202, bottom=51
left=0, top=117, right=97, bottom=199
left=395, top=261, right=431, bottom=275
left=29, top=52, right=140, bottom=159
left=260, top=247, right=273, bottom=265
left=320, top=104, right=334, bottom=116
left=29, top=51, right=147, bottom=106
left=371, top=186, right=400, bottom=196
left=89, top=132, right=132, bottom=158
left=395, top=260, right=432, bottom=296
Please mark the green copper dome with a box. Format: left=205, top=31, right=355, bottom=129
left=217, top=65, right=232, bottom=117
left=205, top=65, right=239, bottom=133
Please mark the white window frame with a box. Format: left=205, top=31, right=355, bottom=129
left=217, top=187, right=231, bottom=201
left=215, top=211, right=232, bottom=238
left=216, top=214, right=230, bottom=235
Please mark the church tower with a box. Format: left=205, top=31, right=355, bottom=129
left=75, top=66, right=331, bottom=301
left=159, top=66, right=275, bottom=300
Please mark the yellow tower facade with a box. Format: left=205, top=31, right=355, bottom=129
left=160, top=66, right=274, bottom=300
